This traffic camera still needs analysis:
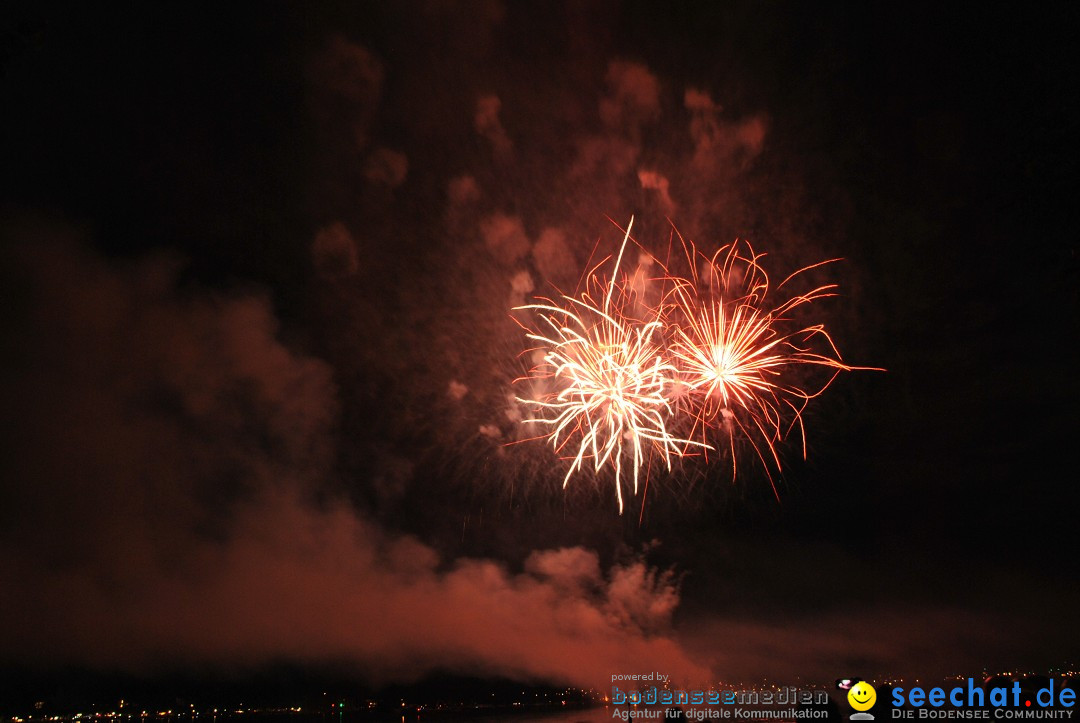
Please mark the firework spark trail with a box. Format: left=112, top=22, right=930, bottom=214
left=513, top=219, right=874, bottom=512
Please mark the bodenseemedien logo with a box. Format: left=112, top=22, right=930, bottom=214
left=849, top=681, right=878, bottom=721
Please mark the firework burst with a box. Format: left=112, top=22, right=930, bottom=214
left=513, top=219, right=707, bottom=513
left=665, top=238, right=862, bottom=498
left=513, top=219, right=874, bottom=512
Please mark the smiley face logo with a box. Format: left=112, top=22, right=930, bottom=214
left=848, top=681, right=877, bottom=712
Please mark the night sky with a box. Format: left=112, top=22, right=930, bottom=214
left=1, top=0, right=1077, bottom=702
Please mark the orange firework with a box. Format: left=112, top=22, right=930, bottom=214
left=665, top=237, right=862, bottom=498
left=513, top=219, right=874, bottom=512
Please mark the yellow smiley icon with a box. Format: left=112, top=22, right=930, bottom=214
left=848, top=681, right=877, bottom=711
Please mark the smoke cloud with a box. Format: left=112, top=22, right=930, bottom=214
left=0, top=228, right=709, bottom=688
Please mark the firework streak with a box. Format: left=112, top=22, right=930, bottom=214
left=513, top=218, right=873, bottom=513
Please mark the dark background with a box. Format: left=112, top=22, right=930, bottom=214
left=1, top=0, right=1077, bottom=711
